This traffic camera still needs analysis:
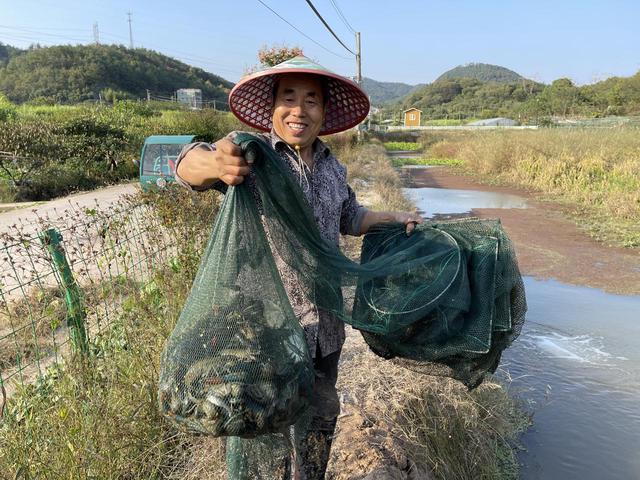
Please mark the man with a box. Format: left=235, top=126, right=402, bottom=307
left=175, top=56, right=422, bottom=479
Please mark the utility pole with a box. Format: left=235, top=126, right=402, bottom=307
left=127, top=11, right=133, bottom=49
left=355, top=32, right=362, bottom=85
left=93, top=22, right=99, bottom=45
left=146, top=89, right=150, bottom=102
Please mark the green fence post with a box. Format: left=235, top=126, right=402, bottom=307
left=39, top=228, right=89, bottom=355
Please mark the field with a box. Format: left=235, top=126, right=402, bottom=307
left=0, top=101, right=242, bottom=202
left=383, top=141, right=423, bottom=151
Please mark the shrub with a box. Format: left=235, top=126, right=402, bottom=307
left=0, top=93, right=18, bottom=121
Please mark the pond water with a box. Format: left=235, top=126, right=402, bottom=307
left=403, top=186, right=528, bottom=218
left=502, top=278, right=640, bottom=480
left=402, top=165, right=640, bottom=479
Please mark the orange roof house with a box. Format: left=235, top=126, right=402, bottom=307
left=403, top=108, right=422, bottom=127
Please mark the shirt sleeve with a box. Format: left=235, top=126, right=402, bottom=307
left=340, top=183, right=368, bottom=236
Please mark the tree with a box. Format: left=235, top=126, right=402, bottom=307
left=538, top=78, right=582, bottom=117
left=257, top=44, right=304, bottom=67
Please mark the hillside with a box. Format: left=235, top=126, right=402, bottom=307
left=0, top=42, right=24, bottom=66
left=362, top=77, right=423, bottom=105
left=398, top=77, right=543, bottom=119
left=0, top=44, right=233, bottom=104
left=436, top=63, right=523, bottom=84
left=392, top=68, right=640, bottom=122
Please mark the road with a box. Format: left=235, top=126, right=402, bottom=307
left=0, top=182, right=139, bottom=234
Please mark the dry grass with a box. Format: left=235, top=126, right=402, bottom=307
left=332, top=330, right=528, bottom=480
left=0, top=287, right=65, bottom=370
left=330, top=135, right=413, bottom=212
left=0, top=188, right=225, bottom=479
left=427, top=128, right=640, bottom=247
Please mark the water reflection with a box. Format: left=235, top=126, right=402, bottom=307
left=403, top=187, right=528, bottom=218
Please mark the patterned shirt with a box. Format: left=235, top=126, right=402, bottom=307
left=175, top=130, right=368, bottom=358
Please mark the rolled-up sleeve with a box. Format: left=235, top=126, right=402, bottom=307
left=340, top=184, right=368, bottom=236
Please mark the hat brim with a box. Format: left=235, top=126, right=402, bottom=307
left=229, top=67, right=370, bottom=136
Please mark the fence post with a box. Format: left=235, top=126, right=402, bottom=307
left=39, top=228, right=89, bottom=354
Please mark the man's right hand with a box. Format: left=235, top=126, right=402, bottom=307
left=177, top=138, right=254, bottom=188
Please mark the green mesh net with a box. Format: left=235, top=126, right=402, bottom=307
left=157, top=156, right=314, bottom=437
left=158, top=133, right=526, bottom=477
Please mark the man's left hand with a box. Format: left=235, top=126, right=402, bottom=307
left=390, top=211, right=424, bottom=235
left=360, top=210, right=424, bottom=236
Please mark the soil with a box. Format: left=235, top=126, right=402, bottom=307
left=403, top=166, right=640, bottom=296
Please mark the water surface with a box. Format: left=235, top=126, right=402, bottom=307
left=402, top=168, right=640, bottom=479
left=502, top=278, right=640, bottom=480
left=403, top=186, right=528, bottom=218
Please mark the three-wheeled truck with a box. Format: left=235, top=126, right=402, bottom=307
left=137, top=135, right=196, bottom=190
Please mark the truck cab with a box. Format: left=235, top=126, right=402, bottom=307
left=139, top=135, right=196, bottom=190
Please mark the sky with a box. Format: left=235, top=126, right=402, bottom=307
left=1, top=0, right=639, bottom=86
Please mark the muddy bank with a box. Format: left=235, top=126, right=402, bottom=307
left=404, top=166, right=640, bottom=296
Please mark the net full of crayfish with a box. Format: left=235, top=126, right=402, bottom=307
left=158, top=133, right=526, bottom=442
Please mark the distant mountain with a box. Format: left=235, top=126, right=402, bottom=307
left=362, top=77, right=424, bottom=105
left=0, top=44, right=233, bottom=104
left=435, top=63, right=524, bottom=84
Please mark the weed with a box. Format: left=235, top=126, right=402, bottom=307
left=384, top=141, right=423, bottom=151
left=391, top=157, right=463, bottom=167
left=448, top=128, right=640, bottom=247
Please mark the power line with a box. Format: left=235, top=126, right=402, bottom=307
left=0, top=24, right=90, bottom=32
left=329, top=0, right=356, bottom=34
left=99, top=33, right=245, bottom=76
left=254, top=0, right=350, bottom=60
left=303, top=0, right=355, bottom=56
left=0, top=25, right=89, bottom=42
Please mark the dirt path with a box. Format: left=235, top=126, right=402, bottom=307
left=404, top=166, right=640, bottom=296
left=0, top=182, right=138, bottom=234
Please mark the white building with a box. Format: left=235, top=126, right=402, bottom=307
left=177, top=89, right=203, bottom=110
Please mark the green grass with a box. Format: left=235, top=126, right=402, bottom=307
left=384, top=141, right=422, bottom=151
left=391, top=156, right=463, bottom=167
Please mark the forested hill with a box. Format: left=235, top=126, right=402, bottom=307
left=397, top=71, right=640, bottom=120
left=362, top=77, right=423, bottom=105
left=435, top=63, right=523, bottom=83
left=0, top=42, right=24, bottom=66
left=0, top=43, right=233, bottom=104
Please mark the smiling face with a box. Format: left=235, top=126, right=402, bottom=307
left=271, top=74, right=326, bottom=151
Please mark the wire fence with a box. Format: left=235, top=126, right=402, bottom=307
left=0, top=195, right=181, bottom=404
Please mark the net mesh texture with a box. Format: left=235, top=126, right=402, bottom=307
left=158, top=133, right=527, bottom=477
